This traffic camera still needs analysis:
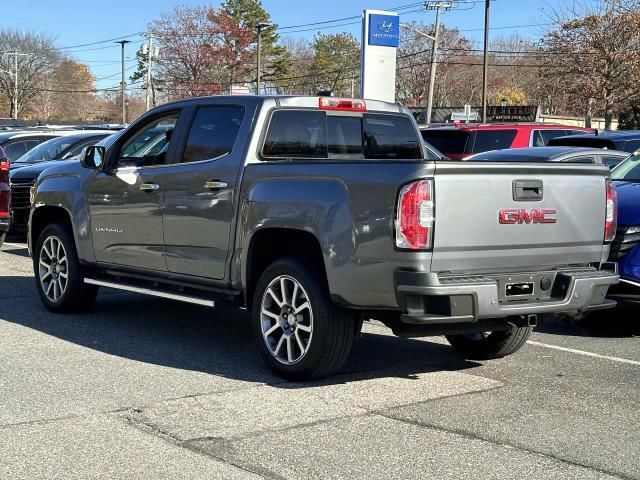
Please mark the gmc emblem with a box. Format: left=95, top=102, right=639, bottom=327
left=499, top=209, right=557, bottom=224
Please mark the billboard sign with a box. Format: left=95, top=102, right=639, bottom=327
left=368, top=13, right=400, bottom=47
left=360, top=10, right=399, bottom=103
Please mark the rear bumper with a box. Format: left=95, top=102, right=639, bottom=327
left=395, top=267, right=619, bottom=324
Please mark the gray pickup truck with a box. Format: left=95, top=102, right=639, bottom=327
left=29, top=95, right=619, bottom=380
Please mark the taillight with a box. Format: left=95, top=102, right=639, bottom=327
left=318, top=97, right=366, bottom=112
left=605, top=179, right=617, bottom=242
left=0, top=155, right=8, bottom=173
left=396, top=179, right=434, bottom=250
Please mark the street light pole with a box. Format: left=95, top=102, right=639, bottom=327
left=115, top=40, right=131, bottom=124
left=481, top=0, right=491, bottom=123
left=425, top=2, right=452, bottom=124
left=255, top=23, right=271, bottom=95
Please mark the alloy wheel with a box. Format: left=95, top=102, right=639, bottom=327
left=260, top=275, right=313, bottom=365
left=38, top=235, right=68, bottom=302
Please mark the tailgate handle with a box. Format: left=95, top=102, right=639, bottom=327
left=513, top=180, right=543, bottom=201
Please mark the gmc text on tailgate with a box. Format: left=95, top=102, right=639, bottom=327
left=28, top=95, right=619, bottom=380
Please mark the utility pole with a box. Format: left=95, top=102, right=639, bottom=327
left=145, top=34, right=154, bottom=111
left=114, top=40, right=131, bottom=124
left=255, top=23, right=271, bottom=95
left=425, top=1, right=452, bottom=125
left=481, top=0, right=490, bottom=123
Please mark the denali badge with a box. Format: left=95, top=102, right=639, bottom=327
left=499, top=209, right=557, bottom=224
left=95, top=226, right=124, bottom=233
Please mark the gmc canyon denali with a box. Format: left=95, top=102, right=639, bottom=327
left=29, top=95, right=619, bottom=380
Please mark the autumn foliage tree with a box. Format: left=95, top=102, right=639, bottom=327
left=149, top=5, right=254, bottom=98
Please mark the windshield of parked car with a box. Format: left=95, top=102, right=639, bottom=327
left=14, top=136, right=75, bottom=164
left=611, top=153, right=640, bottom=182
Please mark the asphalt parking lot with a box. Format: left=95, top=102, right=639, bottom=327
left=0, top=238, right=638, bottom=480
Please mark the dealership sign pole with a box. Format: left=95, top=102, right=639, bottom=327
left=360, top=10, right=400, bottom=103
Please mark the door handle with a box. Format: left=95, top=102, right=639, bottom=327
left=204, top=180, right=228, bottom=191
left=140, top=183, right=160, bottom=192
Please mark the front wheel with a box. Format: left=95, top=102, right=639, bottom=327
left=251, top=256, right=357, bottom=381
left=34, top=224, right=99, bottom=313
left=446, top=324, right=532, bottom=360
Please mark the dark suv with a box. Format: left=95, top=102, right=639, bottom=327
left=0, top=146, right=10, bottom=246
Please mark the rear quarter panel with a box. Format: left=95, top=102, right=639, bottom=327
left=236, top=161, right=435, bottom=308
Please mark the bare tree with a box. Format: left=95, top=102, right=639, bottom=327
left=542, top=1, right=640, bottom=128
left=0, top=29, right=60, bottom=118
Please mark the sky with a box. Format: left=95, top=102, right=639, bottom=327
left=0, top=0, right=579, bottom=91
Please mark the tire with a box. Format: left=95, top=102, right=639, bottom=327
left=0, top=232, right=5, bottom=248
left=251, top=256, right=356, bottom=381
left=33, top=223, right=98, bottom=313
left=446, top=323, right=532, bottom=360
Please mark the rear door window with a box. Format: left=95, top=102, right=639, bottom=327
left=262, top=110, right=422, bottom=160
left=181, top=106, right=244, bottom=163
left=421, top=130, right=469, bottom=155
left=472, top=130, right=517, bottom=153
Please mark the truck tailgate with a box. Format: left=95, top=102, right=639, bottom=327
left=431, top=162, right=608, bottom=273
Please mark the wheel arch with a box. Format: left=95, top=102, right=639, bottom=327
left=244, top=227, right=328, bottom=310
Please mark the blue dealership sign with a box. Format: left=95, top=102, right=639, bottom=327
left=368, top=13, right=400, bottom=47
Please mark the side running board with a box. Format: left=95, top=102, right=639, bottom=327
left=84, top=277, right=215, bottom=307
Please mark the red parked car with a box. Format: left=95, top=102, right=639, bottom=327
left=0, top=146, right=10, bottom=247
left=420, top=123, right=593, bottom=160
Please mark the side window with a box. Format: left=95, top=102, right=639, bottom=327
left=363, top=114, right=422, bottom=159
left=118, top=113, right=179, bottom=168
left=540, top=130, right=570, bottom=146
left=263, top=110, right=327, bottom=158
left=625, top=140, right=640, bottom=153
left=181, top=106, right=244, bottom=163
left=601, top=155, right=625, bottom=168
left=4, top=140, right=38, bottom=161
left=472, top=130, right=517, bottom=153
left=564, top=156, right=595, bottom=164
left=531, top=130, right=545, bottom=147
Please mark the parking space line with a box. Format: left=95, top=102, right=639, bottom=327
left=527, top=340, right=640, bottom=366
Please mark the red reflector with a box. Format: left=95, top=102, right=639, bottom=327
left=318, top=97, right=366, bottom=112
left=605, top=179, right=617, bottom=242
left=396, top=179, right=434, bottom=250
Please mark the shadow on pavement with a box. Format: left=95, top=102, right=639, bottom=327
left=535, top=311, right=639, bottom=338
left=0, top=275, right=480, bottom=386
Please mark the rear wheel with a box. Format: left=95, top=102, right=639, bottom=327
left=34, top=224, right=98, bottom=313
left=0, top=232, right=5, bottom=248
left=446, top=323, right=532, bottom=360
left=252, top=256, right=357, bottom=381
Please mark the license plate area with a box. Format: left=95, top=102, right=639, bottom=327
left=505, top=282, right=534, bottom=297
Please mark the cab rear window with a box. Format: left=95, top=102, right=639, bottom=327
left=262, top=110, right=422, bottom=160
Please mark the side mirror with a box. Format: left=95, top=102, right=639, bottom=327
left=81, top=145, right=106, bottom=170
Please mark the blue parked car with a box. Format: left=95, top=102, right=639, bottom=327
left=608, top=152, right=640, bottom=309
